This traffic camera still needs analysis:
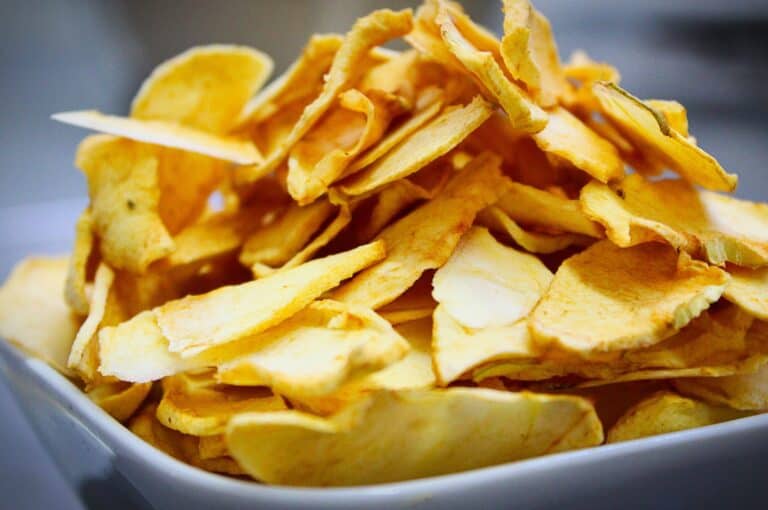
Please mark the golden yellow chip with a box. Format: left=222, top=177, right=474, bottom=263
left=53, top=111, right=263, bottom=164
left=236, top=9, right=413, bottom=185
left=87, top=380, right=152, bottom=422
left=68, top=263, right=114, bottom=380
left=479, top=206, right=593, bottom=254
left=530, top=241, right=729, bottom=355
left=76, top=135, right=175, bottom=273
left=645, top=99, right=689, bottom=138
left=530, top=106, right=624, bottom=183
left=580, top=174, right=768, bottom=267
left=198, top=434, right=228, bottom=460
left=606, top=391, right=750, bottom=443
left=436, top=4, right=547, bottom=132
left=131, top=45, right=273, bottom=133
left=0, top=257, right=79, bottom=375
left=563, top=50, right=621, bottom=85
left=287, top=89, right=406, bottom=205
left=339, top=96, right=492, bottom=196
left=157, top=370, right=285, bottom=436
left=334, top=152, right=510, bottom=308
left=216, top=300, right=409, bottom=399
left=64, top=209, right=95, bottom=316
left=433, top=227, right=552, bottom=329
left=592, top=82, right=737, bottom=191
left=724, top=266, right=768, bottom=320
left=496, top=181, right=603, bottom=237
left=377, top=276, right=436, bottom=325
left=500, top=0, right=567, bottom=107
left=227, top=388, right=602, bottom=486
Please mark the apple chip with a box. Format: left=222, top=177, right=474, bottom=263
left=216, top=300, right=409, bottom=399
left=157, top=371, right=285, bottom=436
left=531, top=106, right=623, bottom=183
left=64, top=209, right=95, bottom=316
left=227, top=388, right=602, bottom=486
left=0, top=257, right=79, bottom=375
left=646, top=100, right=689, bottom=137
left=580, top=174, right=768, bottom=267
left=563, top=50, right=621, bottom=85
left=724, top=266, right=768, bottom=320
left=377, top=276, right=436, bottom=325
left=497, top=182, right=603, bottom=237
left=156, top=241, right=385, bottom=356
left=478, top=207, right=591, bottom=254
left=500, top=0, right=567, bottom=107
left=53, top=111, right=262, bottom=164
left=433, top=227, right=552, bottom=329
left=436, top=4, right=547, bottom=132
left=236, top=9, right=413, bottom=184
left=287, top=89, right=406, bottom=205
left=339, top=96, right=492, bottom=196
left=131, top=45, right=273, bottom=133
left=606, top=391, right=750, bottom=443
left=334, top=153, right=510, bottom=308
left=530, top=241, right=729, bottom=355
left=76, top=135, right=175, bottom=273
left=198, top=434, right=228, bottom=460
left=592, top=82, right=736, bottom=191
left=87, top=380, right=153, bottom=422
left=68, top=263, right=114, bottom=380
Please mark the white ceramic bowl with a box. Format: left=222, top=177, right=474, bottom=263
left=1, top=339, right=767, bottom=509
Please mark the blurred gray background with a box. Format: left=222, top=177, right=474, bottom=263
left=0, top=1, right=766, bottom=509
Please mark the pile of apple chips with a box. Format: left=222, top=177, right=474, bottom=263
left=1, top=0, right=767, bottom=486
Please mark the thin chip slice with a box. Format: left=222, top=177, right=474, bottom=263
left=64, top=209, right=95, bottom=315
left=478, top=207, right=591, bottom=254
left=500, top=0, right=568, bottom=107
left=606, top=391, right=750, bottom=443
left=378, top=276, right=436, bottom=326
left=0, top=257, right=79, bottom=374
left=646, top=99, right=689, bottom=137
left=724, top=266, right=768, bottom=320
left=216, top=300, right=409, bottom=399
left=339, top=96, right=492, bottom=196
left=68, top=263, right=114, bottom=380
left=530, top=241, right=729, bottom=354
left=563, top=50, right=621, bottom=85
left=156, top=241, right=385, bottom=357
left=437, top=5, right=547, bottom=132
left=236, top=9, right=413, bottom=184
left=53, top=111, right=263, bottom=165
left=592, top=82, right=736, bottom=191
left=496, top=181, right=603, bottom=237
left=157, top=370, right=285, bottom=436
left=87, top=380, right=153, bottom=422
left=227, top=388, right=602, bottom=486
left=287, top=89, right=405, bottom=205
left=580, top=174, right=768, bottom=267
left=131, top=45, right=273, bottom=133
left=334, top=153, right=510, bottom=308
left=433, top=227, right=552, bottom=329
left=76, top=135, right=175, bottom=273
left=530, top=106, right=623, bottom=183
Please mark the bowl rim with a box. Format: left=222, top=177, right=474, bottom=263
left=3, top=338, right=768, bottom=501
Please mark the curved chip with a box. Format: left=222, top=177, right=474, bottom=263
left=87, top=380, right=152, bottom=422
left=227, top=388, right=602, bottom=486
left=563, top=50, right=621, bottom=85
left=436, top=4, right=547, bottom=132
left=236, top=9, right=413, bottom=184
left=0, top=257, right=79, bottom=375
left=606, top=391, right=750, bottom=443
left=287, top=89, right=405, bottom=205
left=76, top=135, right=175, bottom=273
left=724, top=266, right=768, bottom=320
left=478, top=207, right=592, bottom=254
left=334, top=153, right=510, bottom=308
left=216, top=300, right=409, bottom=399
left=530, top=241, right=729, bottom=354
left=592, top=82, right=736, bottom=191
left=580, top=174, right=768, bottom=267
left=530, top=106, right=623, bottom=183
left=131, top=45, right=273, bottom=133
left=500, top=0, right=567, bottom=107
left=339, top=96, right=492, bottom=196
left=433, top=227, right=552, bottom=329
left=157, top=371, right=285, bottom=436
left=64, top=209, right=95, bottom=316
left=53, top=111, right=263, bottom=165
left=68, top=263, right=114, bottom=380
left=497, top=182, right=603, bottom=238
